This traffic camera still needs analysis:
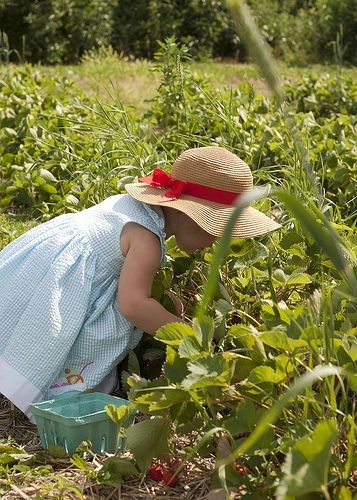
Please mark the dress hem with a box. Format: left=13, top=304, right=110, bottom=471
left=0, top=357, right=42, bottom=420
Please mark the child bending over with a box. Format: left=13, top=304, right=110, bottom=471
left=0, top=146, right=280, bottom=420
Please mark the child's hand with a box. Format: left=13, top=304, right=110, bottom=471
left=164, top=290, right=184, bottom=318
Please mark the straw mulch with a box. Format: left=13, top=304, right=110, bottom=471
left=0, top=395, right=242, bottom=500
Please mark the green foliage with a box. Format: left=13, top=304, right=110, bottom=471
left=0, top=40, right=356, bottom=496
left=25, top=0, right=116, bottom=64
left=247, top=0, right=357, bottom=65
left=0, top=65, right=148, bottom=217
left=149, top=41, right=357, bottom=216
left=1, top=0, right=356, bottom=64
left=109, top=0, right=240, bottom=61
left=0, top=65, right=92, bottom=214
left=105, top=403, right=134, bottom=427
left=307, top=0, right=357, bottom=65
left=124, top=39, right=356, bottom=496
left=96, top=457, right=138, bottom=486
left=0, top=441, right=82, bottom=498
left=277, top=420, right=338, bottom=498
left=0, top=214, right=37, bottom=249
left=0, top=442, right=32, bottom=466
left=0, top=0, right=28, bottom=62
left=125, top=417, right=173, bottom=471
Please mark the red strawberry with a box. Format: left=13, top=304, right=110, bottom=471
left=235, top=463, right=249, bottom=476
left=148, top=463, right=165, bottom=481
left=162, top=470, right=180, bottom=487
left=148, top=459, right=181, bottom=487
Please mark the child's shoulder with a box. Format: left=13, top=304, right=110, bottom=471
left=98, top=195, right=163, bottom=227
left=99, top=193, right=142, bottom=213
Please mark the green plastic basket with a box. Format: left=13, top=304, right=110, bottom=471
left=30, top=392, right=134, bottom=455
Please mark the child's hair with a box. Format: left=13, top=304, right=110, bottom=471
left=126, top=146, right=280, bottom=238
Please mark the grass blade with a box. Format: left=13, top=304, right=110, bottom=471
left=225, top=0, right=284, bottom=104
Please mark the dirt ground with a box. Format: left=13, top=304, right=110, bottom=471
left=1, top=394, right=243, bottom=500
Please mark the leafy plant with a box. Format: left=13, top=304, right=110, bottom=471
left=0, top=28, right=356, bottom=499
left=26, top=0, right=116, bottom=64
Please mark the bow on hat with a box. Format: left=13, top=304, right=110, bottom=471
left=139, top=168, right=240, bottom=205
left=144, top=168, right=187, bottom=201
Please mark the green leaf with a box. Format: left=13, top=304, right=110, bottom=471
left=97, top=457, right=138, bottom=486
left=286, top=243, right=306, bottom=259
left=182, top=355, right=231, bottom=390
left=126, top=417, right=172, bottom=471
left=155, top=322, right=196, bottom=346
left=333, top=486, right=353, bottom=500
left=171, top=256, right=193, bottom=275
left=248, top=355, right=294, bottom=385
left=232, top=241, right=269, bottom=267
left=178, top=336, right=202, bottom=358
left=247, top=365, right=280, bottom=385
left=0, top=195, right=15, bottom=207
left=127, top=350, right=140, bottom=375
left=39, top=168, right=57, bottom=183
left=223, top=400, right=264, bottom=435
left=192, top=316, right=215, bottom=349
left=232, top=354, right=258, bottom=382
left=134, top=387, right=189, bottom=411
left=66, top=194, right=79, bottom=205
left=349, top=340, right=357, bottom=362
left=160, top=292, right=179, bottom=315
left=261, top=300, right=293, bottom=327
left=276, top=420, right=338, bottom=498
left=156, top=268, right=174, bottom=289
left=228, top=324, right=266, bottom=362
left=40, top=183, right=57, bottom=194
left=279, top=231, right=303, bottom=250
left=105, top=404, right=134, bottom=426
left=286, top=271, right=312, bottom=286
left=151, top=279, right=164, bottom=301
left=164, top=346, right=189, bottom=382
left=34, top=175, right=45, bottom=186
left=47, top=444, right=68, bottom=458
left=0, top=444, right=32, bottom=465
left=273, top=269, right=287, bottom=284
left=70, top=454, right=97, bottom=479
left=261, top=330, right=308, bottom=352
left=4, top=127, right=17, bottom=137
left=127, top=373, right=150, bottom=390
left=347, top=372, right=357, bottom=392
left=0, top=444, right=25, bottom=455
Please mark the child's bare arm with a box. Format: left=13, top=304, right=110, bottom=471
left=118, top=223, right=183, bottom=335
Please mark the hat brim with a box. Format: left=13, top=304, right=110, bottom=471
left=125, top=183, right=281, bottom=238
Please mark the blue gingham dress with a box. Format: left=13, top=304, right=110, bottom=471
left=0, top=195, right=166, bottom=418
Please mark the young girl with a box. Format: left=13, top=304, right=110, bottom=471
left=0, top=146, right=280, bottom=420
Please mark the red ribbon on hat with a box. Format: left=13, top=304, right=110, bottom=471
left=139, top=168, right=240, bottom=205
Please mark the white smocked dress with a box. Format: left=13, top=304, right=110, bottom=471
left=0, top=195, right=166, bottom=419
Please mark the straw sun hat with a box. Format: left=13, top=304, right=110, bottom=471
left=125, top=146, right=281, bottom=238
